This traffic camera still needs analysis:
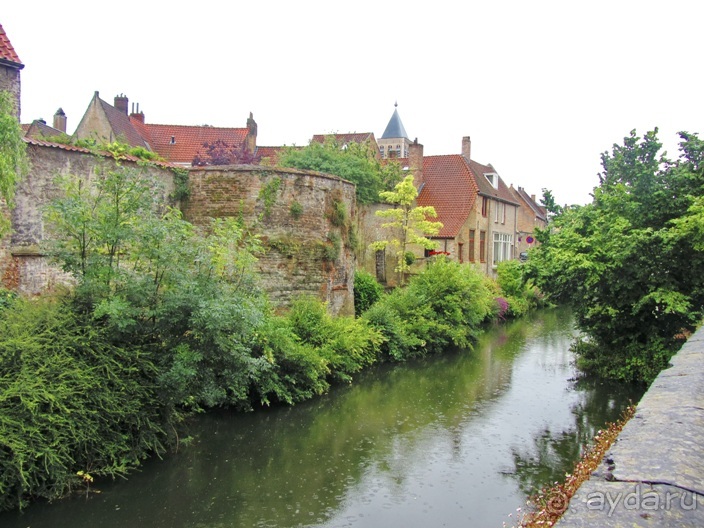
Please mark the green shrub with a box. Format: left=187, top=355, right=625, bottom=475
left=363, top=259, right=495, bottom=360
left=286, top=297, right=382, bottom=382
left=354, top=270, right=384, bottom=316
left=0, top=297, right=179, bottom=512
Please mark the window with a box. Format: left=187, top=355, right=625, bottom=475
left=493, top=232, right=513, bottom=265
left=458, top=243, right=463, bottom=263
left=481, top=197, right=488, bottom=217
left=468, top=229, right=476, bottom=262
left=479, top=231, right=486, bottom=262
left=485, top=172, right=499, bottom=189
left=494, top=201, right=505, bottom=224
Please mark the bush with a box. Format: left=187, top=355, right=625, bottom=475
left=0, top=297, right=179, bottom=512
left=353, top=270, right=384, bottom=316
left=287, top=297, right=383, bottom=382
left=364, top=258, right=495, bottom=360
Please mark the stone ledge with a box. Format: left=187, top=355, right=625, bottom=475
left=556, top=326, right=704, bottom=527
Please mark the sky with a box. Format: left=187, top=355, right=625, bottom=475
left=4, top=0, right=703, bottom=206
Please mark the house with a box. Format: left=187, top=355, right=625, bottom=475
left=0, top=23, right=23, bottom=118
left=73, top=92, right=259, bottom=165
left=23, top=108, right=67, bottom=139
left=415, top=136, right=520, bottom=276
left=508, top=185, right=547, bottom=256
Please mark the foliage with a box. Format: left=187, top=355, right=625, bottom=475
left=191, top=139, right=261, bottom=166
left=290, top=200, right=303, bottom=219
left=540, top=188, right=563, bottom=220
left=496, top=260, right=546, bottom=318
left=525, top=129, right=704, bottom=383
left=257, top=177, right=281, bottom=219
left=0, top=296, right=180, bottom=512
left=0, top=90, right=29, bottom=236
left=286, top=297, right=383, bottom=382
left=171, top=167, right=190, bottom=201
left=371, top=174, right=443, bottom=284
left=353, top=269, right=384, bottom=316
left=363, top=258, right=495, bottom=360
left=44, top=165, right=268, bottom=411
left=277, top=136, right=401, bottom=204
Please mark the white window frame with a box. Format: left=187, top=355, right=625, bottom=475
left=493, top=232, right=513, bottom=265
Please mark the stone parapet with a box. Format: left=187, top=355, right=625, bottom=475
left=556, top=330, right=704, bottom=527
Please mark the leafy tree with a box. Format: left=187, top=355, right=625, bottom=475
left=192, top=139, right=261, bottom=166
left=540, top=188, right=563, bottom=220
left=371, top=174, right=443, bottom=284
left=0, top=90, right=29, bottom=236
left=277, top=136, right=401, bottom=204
left=526, top=129, right=704, bottom=383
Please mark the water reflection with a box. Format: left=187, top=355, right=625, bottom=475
left=0, top=308, right=644, bottom=528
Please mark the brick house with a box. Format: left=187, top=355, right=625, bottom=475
left=73, top=92, right=259, bottom=165
left=508, top=185, right=547, bottom=257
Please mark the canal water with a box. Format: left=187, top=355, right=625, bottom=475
left=0, top=308, right=644, bottom=528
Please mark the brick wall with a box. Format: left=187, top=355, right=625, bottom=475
left=182, top=165, right=356, bottom=316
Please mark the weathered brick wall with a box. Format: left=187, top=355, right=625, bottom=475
left=182, top=165, right=356, bottom=316
left=1, top=143, right=175, bottom=294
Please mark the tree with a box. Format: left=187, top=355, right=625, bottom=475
left=371, top=174, right=443, bottom=285
left=540, top=188, right=563, bottom=220
left=0, top=90, right=29, bottom=236
left=192, top=139, right=261, bottom=166
left=277, top=137, right=401, bottom=204
left=526, top=129, right=704, bottom=383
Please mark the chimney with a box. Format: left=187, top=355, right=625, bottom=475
left=114, top=94, right=129, bottom=114
left=53, top=108, right=67, bottom=133
left=531, top=194, right=536, bottom=203
left=246, top=112, right=257, bottom=153
left=462, top=136, right=471, bottom=160
left=409, top=138, right=424, bottom=189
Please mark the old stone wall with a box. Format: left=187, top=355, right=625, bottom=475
left=182, top=165, right=356, bottom=316
left=555, top=329, right=704, bottom=527
left=0, top=64, right=21, bottom=118
left=0, top=142, right=175, bottom=294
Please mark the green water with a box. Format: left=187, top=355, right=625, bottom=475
left=0, top=308, right=644, bottom=527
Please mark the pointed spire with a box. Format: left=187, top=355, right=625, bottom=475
left=381, top=102, right=409, bottom=140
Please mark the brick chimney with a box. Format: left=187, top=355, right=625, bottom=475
left=245, top=112, right=257, bottom=153
left=409, top=138, right=424, bottom=189
left=114, top=94, right=129, bottom=114
left=462, top=136, right=471, bottom=160
left=129, top=102, right=144, bottom=123
left=53, top=108, right=66, bottom=133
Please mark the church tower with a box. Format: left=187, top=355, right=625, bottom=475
left=378, top=102, right=411, bottom=159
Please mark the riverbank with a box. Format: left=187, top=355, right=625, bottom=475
left=555, top=326, right=704, bottom=526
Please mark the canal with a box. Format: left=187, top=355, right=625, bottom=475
left=0, top=307, right=644, bottom=527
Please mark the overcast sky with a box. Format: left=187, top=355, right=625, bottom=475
left=4, top=1, right=702, bottom=205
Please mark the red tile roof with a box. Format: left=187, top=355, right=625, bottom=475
left=468, top=159, right=519, bottom=205
left=99, top=98, right=150, bottom=149
left=417, top=155, right=479, bottom=238
left=139, top=122, right=248, bottom=164
left=0, top=24, right=22, bottom=66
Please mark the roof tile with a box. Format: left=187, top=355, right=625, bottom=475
left=0, top=24, right=22, bottom=65
left=417, top=155, right=479, bottom=238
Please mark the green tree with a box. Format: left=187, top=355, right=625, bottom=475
left=0, top=90, right=29, bottom=236
left=277, top=136, right=401, bottom=204
left=526, top=129, right=704, bottom=383
left=371, top=174, right=443, bottom=285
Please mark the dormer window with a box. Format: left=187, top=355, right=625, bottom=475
left=170, top=135, right=176, bottom=145
left=484, top=172, right=499, bottom=189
